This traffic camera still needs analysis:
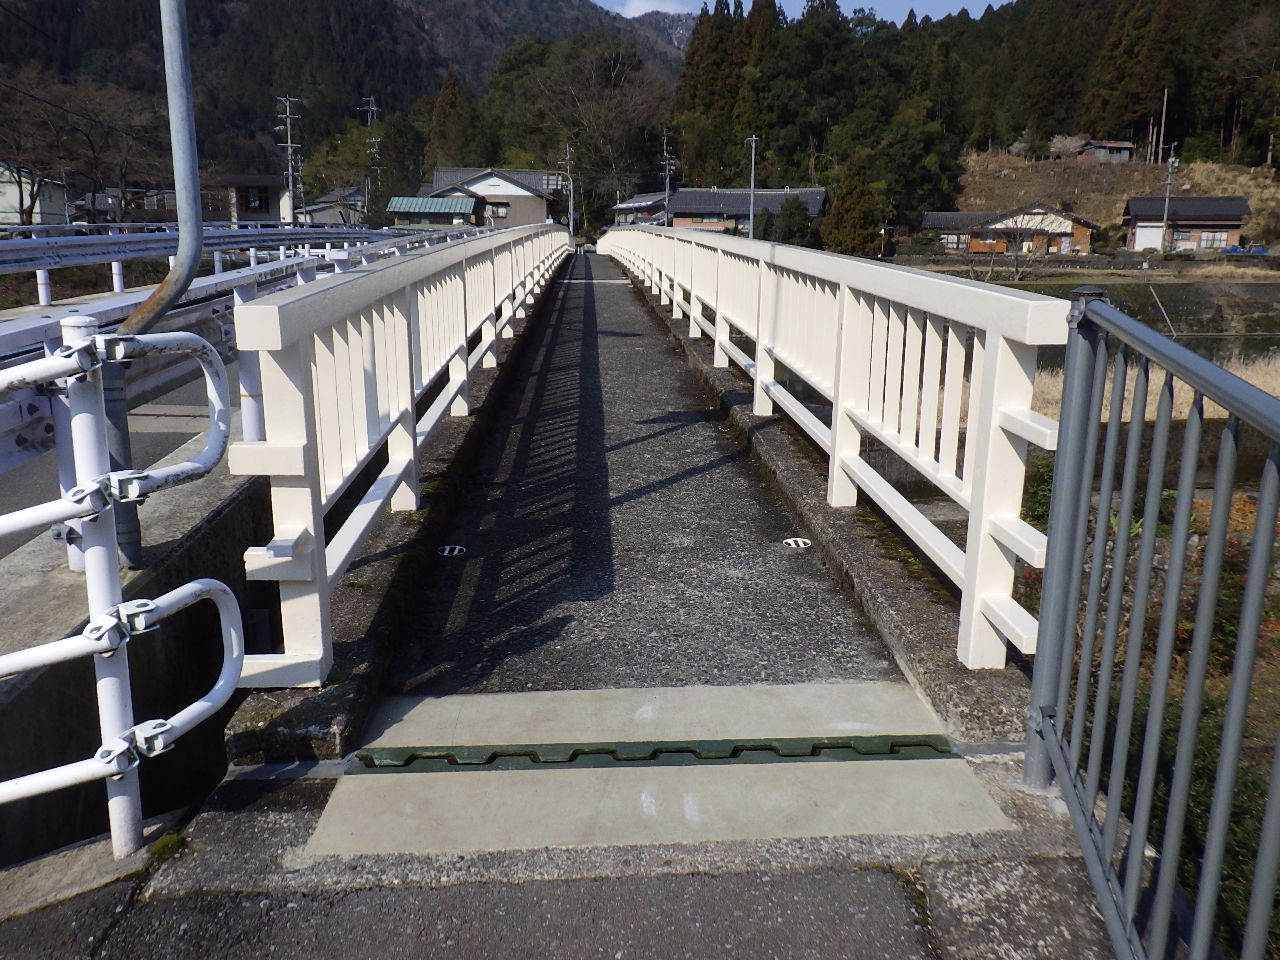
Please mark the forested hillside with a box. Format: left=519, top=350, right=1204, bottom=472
left=0, top=0, right=682, bottom=174
left=3, top=0, right=1276, bottom=245
left=674, top=0, right=1280, bottom=254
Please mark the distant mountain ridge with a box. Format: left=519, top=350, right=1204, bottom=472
left=392, top=0, right=688, bottom=90
left=633, top=11, right=699, bottom=51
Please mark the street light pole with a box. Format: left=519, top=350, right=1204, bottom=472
left=745, top=134, right=759, bottom=239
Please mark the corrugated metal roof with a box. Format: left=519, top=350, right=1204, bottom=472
left=668, top=187, right=826, bottom=218
left=1125, top=196, right=1251, bottom=221
left=387, top=196, right=476, bottom=215
left=612, top=191, right=667, bottom=211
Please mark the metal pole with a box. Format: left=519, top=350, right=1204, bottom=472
left=746, top=135, right=759, bottom=239
left=108, top=0, right=206, bottom=567
left=62, top=315, right=142, bottom=859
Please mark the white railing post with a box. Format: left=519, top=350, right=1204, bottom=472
left=234, top=280, right=265, bottom=443
left=956, top=331, right=1038, bottom=668
left=239, top=341, right=332, bottom=688
left=712, top=251, right=729, bottom=367
left=450, top=264, right=471, bottom=416
left=388, top=285, right=419, bottom=512
left=36, top=268, right=52, bottom=306
left=752, top=261, right=776, bottom=416
left=827, top=287, right=865, bottom=507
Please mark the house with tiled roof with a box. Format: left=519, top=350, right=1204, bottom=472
left=1124, top=195, right=1251, bottom=252
left=666, top=186, right=826, bottom=233
left=428, top=168, right=560, bottom=227
left=921, top=203, right=1098, bottom=255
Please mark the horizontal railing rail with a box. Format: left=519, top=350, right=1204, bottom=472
left=600, top=226, right=1068, bottom=668
left=229, top=223, right=569, bottom=687
left=0, top=321, right=239, bottom=858
left=1027, top=288, right=1280, bottom=960
left=0, top=221, right=491, bottom=309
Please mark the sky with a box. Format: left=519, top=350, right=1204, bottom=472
left=595, top=0, right=1011, bottom=26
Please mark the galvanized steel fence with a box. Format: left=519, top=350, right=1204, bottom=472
left=1026, top=289, right=1280, bottom=960
left=230, top=224, right=568, bottom=688
left=600, top=226, right=1068, bottom=668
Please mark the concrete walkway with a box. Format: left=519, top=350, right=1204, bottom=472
left=0, top=255, right=1114, bottom=959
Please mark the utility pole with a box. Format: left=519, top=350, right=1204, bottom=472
left=275, top=94, right=302, bottom=223
left=359, top=95, right=380, bottom=127
left=662, top=129, right=675, bottom=226
left=559, top=145, right=575, bottom=239
left=1156, top=86, right=1168, bottom=166
left=364, top=136, right=382, bottom=225
left=745, top=134, right=759, bottom=239
left=1159, top=143, right=1179, bottom=252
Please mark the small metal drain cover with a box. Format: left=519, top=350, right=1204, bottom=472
left=783, top=537, right=812, bottom=549
left=438, top=545, right=467, bottom=557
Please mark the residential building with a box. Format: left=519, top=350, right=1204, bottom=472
left=0, top=163, right=68, bottom=224
left=1124, top=195, right=1251, bottom=252
left=216, top=174, right=290, bottom=223
left=427, top=168, right=559, bottom=227
left=1079, top=140, right=1136, bottom=163
left=301, top=186, right=366, bottom=225
left=612, top=191, right=668, bottom=225
left=387, top=195, right=483, bottom=227
left=922, top=203, right=1097, bottom=255
left=666, top=187, right=827, bottom=232
left=919, top=212, right=990, bottom=252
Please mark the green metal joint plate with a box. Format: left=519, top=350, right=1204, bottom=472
left=348, top=735, right=958, bottom=775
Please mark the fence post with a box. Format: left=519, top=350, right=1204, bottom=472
left=712, top=251, right=729, bottom=367
left=1024, top=288, right=1105, bottom=788
left=827, top=287, right=867, bottom=506
left=61, top=314, right=143, bottom=857
left=956, top=326, right=1039, bottom=668
left=239, top=340, right=332, bottom=688
left=753, top=261, right=777, bottom=416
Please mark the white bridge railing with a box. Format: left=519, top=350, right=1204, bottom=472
left=230, top=224, right=569, bottom=687
left=600, top=226, right=1069, bottom=668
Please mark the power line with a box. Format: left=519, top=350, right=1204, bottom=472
left=0, top=2, right=56, bottom=41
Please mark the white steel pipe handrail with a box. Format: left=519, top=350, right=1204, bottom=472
left=0, top=330, right=230, bottom=539
left=0, top=578, right=244, bottom=807
left=102, top=333, right=230, bottom=497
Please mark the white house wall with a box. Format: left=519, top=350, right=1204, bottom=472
left=464, top=176, right=537, bottom=198
left=984, top=211, right=1075, bottom=234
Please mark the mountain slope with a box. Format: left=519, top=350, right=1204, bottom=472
left=393, top=0, right=686, bottom=91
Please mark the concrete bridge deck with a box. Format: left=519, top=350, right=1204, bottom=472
left=0, top=255, right=1112, bottom=958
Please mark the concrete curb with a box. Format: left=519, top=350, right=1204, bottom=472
left=617, top=269, right=1031, bottom=744
left=225, top=257, right=573, bottom=764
